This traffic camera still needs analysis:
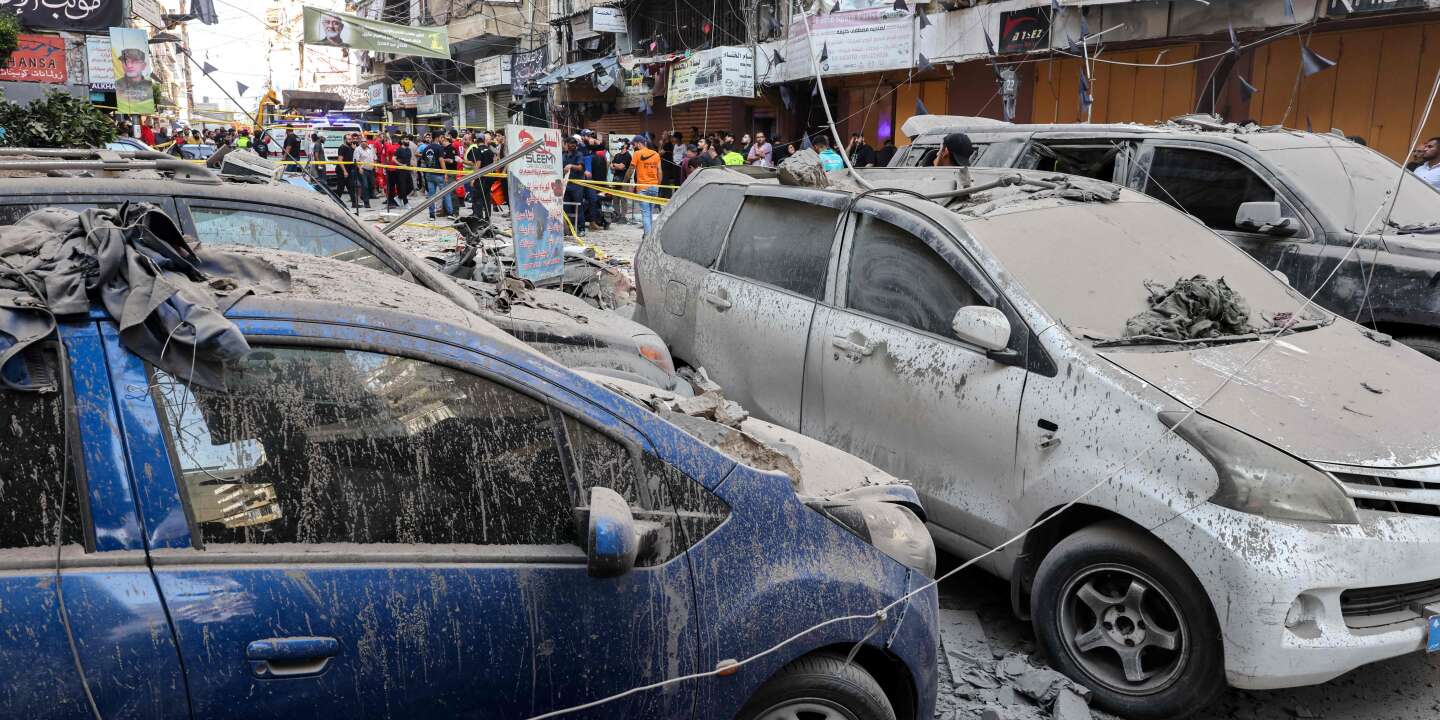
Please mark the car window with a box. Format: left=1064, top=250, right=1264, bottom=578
left=1142, top=147, right=1296, bottom=233
left=189, top=206, right=389, bottom=269
left=910, top=144, right=985, bottom=168
left=0, top=202, right=124, bottom=226
left=657, top=184, right=744, bottom=267
left=152, top=347, right=577, bottom=547
left=1023, top=143, right=1119, bottom=181
left=0, top=347, right=83, bottom=548
left=719, top=196, right=840, bottom=299
left=846, top=214, right=983, bottom=338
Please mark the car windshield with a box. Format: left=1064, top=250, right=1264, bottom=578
left=1263, top=146, right=1440, bottom=232
left=969, top=199, right=1327, bottom=346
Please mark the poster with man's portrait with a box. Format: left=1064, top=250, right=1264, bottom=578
left=109, top=27, right=155, bottom=115
left=306, top=11, right=349, bottom=47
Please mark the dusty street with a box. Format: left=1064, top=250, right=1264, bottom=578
left=375, top=209, right=1440, bottom=720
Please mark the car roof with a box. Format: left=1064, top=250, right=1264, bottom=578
left=907, top=114, right=1357, bottom=151
left=0, top=174, right=352, bottom=220
left=222, top=246, right=543, bottom=359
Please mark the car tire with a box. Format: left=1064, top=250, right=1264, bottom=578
left=735, top=653, right=896, bottom=720
left=1031, top=522, right=1224, bottom=720
left=1396, top=334, right=1440, bottom=362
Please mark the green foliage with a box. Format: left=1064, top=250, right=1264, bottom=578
left=0, top=89, right=119, bottom=148
left=0, top=13, right=18, bottom=60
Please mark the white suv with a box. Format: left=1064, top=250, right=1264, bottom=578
left=634, top=165, right=1440, bottom=718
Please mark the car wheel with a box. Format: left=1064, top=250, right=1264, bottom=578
left=736, top=653, right=896, bottom=720
left=1031, top=522, right=1224, bottom=720
left=1396, top=334, right=1440, bottom=361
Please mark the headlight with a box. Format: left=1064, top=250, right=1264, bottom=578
left=1160, top=411, right=1358, bottom=525
left=809, top=500, right=937, bottom=577
left=634, top=336, right=676, bottom=375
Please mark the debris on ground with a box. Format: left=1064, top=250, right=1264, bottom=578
left=936, top=608, right=1094, bottom=720
left=1124, top=275, right=1253, bottom=341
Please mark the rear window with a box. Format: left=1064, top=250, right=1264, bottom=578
left=658, top=184, right=743, bottom=267
left=718, top=196, right=839, bottom=299
left=189, top=206, right=393, bottom=272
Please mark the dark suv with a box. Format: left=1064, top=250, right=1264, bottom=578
left=895, top=115, right=1440, bottom=358
left=0, top=149, right=683, bottom=391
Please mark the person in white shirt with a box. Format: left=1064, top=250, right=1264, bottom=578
left=1413, top=137, right=1440, bottom=189
left=354, top=139, right=379, bottom=203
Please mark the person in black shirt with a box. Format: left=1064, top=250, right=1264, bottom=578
left=392, top=137, right=413, bottom=208
left=609, top=141, right=632, bottom=224
left=418, top=132, right=453, bottom=218
left=848, top=132, right=877, bottom=168
left=336, top=133, right=365, bottom=211
left=660, top=136, right=680, bottom=199
left=584, top=133, right=609, bottom=229
left=282, top=130, right=302, bottom=172
left=875, top=138, right=898, bottom=167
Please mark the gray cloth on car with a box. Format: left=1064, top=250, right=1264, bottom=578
left=1124, top=275, right=1253, bottom=341
left=0, top=203, right=288, bottom=391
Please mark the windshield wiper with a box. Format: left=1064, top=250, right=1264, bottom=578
left=1089, top=317, right=1333, bottom=349
left=1385, top=219, right=1440, bottom=234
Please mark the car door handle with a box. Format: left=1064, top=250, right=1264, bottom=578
left=702, top=291, right=732, bottom=309
left=246, top=637, right=339, bottom=679
left=831, top=336, right=875, bottom=357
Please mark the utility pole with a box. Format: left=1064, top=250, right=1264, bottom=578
left=180, top=0, right=196, bottom=124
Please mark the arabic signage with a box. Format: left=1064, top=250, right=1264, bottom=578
left=85, top=34, right=114, bottom=89
left=475, top=54, right=511, bottom=88
left=787, top=7, right=912, bottom=77
left=367, top=82, right=387, bottom=107
left=667, top=46, right=755, bottom=106
left=1326, top=0, right=1426, bottom=14
left=505, top=124, right=567, bottom=282
left=302, top=6, right=451, bottom=60
left=999, top=7, right=1050, bottom=54
left=0, top=33, right=67, bottom=84
left=510, top=47, right=547, bottom=97
left=390, top=83, right=420, bottom=108
left=591, top=6, right=627, bottom=33
left=0, top=0, right=124, bottom=31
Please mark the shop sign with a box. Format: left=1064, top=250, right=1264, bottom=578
left=591, top=7, right=627, bottom=33
left=0, top=34, right=68, bottom=84
left=999, top=7, right=1050, bottom=54
left=1326, top=0, right=1426, bottom=15
left=787, top=7, right=912, bottom=77
left=667, top=46, right=755, bottom=106
left=475, top=55, right=512, bottom=87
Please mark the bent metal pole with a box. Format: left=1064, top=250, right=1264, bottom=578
left=380, top=140, right=544, bottom=236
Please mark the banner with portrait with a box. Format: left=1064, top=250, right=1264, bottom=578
left=302, top=7, right=451, bottom=60
left=109, top=27, right=155, bottom=115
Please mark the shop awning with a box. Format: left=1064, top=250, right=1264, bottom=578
left=281, top=90, right=346, bottom=112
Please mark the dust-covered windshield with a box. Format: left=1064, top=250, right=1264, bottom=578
left=1264, top=146, right=1440, bottom=232
left=969, top=199, right=1326, bottom=344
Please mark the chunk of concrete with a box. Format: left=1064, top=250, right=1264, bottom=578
left=938, top=609, right=994, bottom=686
left=777, top=149, right=829, bottom=188
left=1052, top=689, right=1092, bottom=720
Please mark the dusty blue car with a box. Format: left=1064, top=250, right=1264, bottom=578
left=0, top=249, right=937, bottom=720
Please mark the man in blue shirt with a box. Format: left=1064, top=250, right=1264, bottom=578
left=562, top=137, right=589, bottom=236
left=814, top=136, right=846, bottom=172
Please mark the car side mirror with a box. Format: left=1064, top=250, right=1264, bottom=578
left=1236, top=201, right=1298, bottom=237
left=951, top=306, right=1011, bottom=354
left=585, top=487, right=637, bottom=578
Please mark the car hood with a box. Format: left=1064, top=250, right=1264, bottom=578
left=1100, top=323, right=1440, bottom=469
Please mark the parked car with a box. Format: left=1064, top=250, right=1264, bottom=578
left=0, top=149, right=685, bottom=394
left=635, top=165, right=1440, bottom=718
left=891, top=114, right=1440, bottom=359
left=0, top=245, right=937, bottom=719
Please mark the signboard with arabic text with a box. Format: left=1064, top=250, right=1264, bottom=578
left=1326, top=0, right=1426, bottom=15
left=505, top=125, right=567, bottom=282
left=86, top=34, right=115, bottom=89
left=787, top=7, right=912, bottom=77
left=999, top=7, right=1050, bottom=54
left=0, top=34, right=67, bottom=84
left=0, top=0, right=124, bottom=31
left=302, top=6, right=451, bottom=59
left=510, top=47, right=547, bottom=97
left=667, top=46, right=755, bottom=107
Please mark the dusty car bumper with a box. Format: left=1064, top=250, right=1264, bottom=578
left=1153, top=502, right=1440, bottom=690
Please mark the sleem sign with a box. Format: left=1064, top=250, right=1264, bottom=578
left=505, top=125, right=566, bottom=282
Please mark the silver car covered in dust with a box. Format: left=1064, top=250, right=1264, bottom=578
left=634, top=166, right=1440, bottom=719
